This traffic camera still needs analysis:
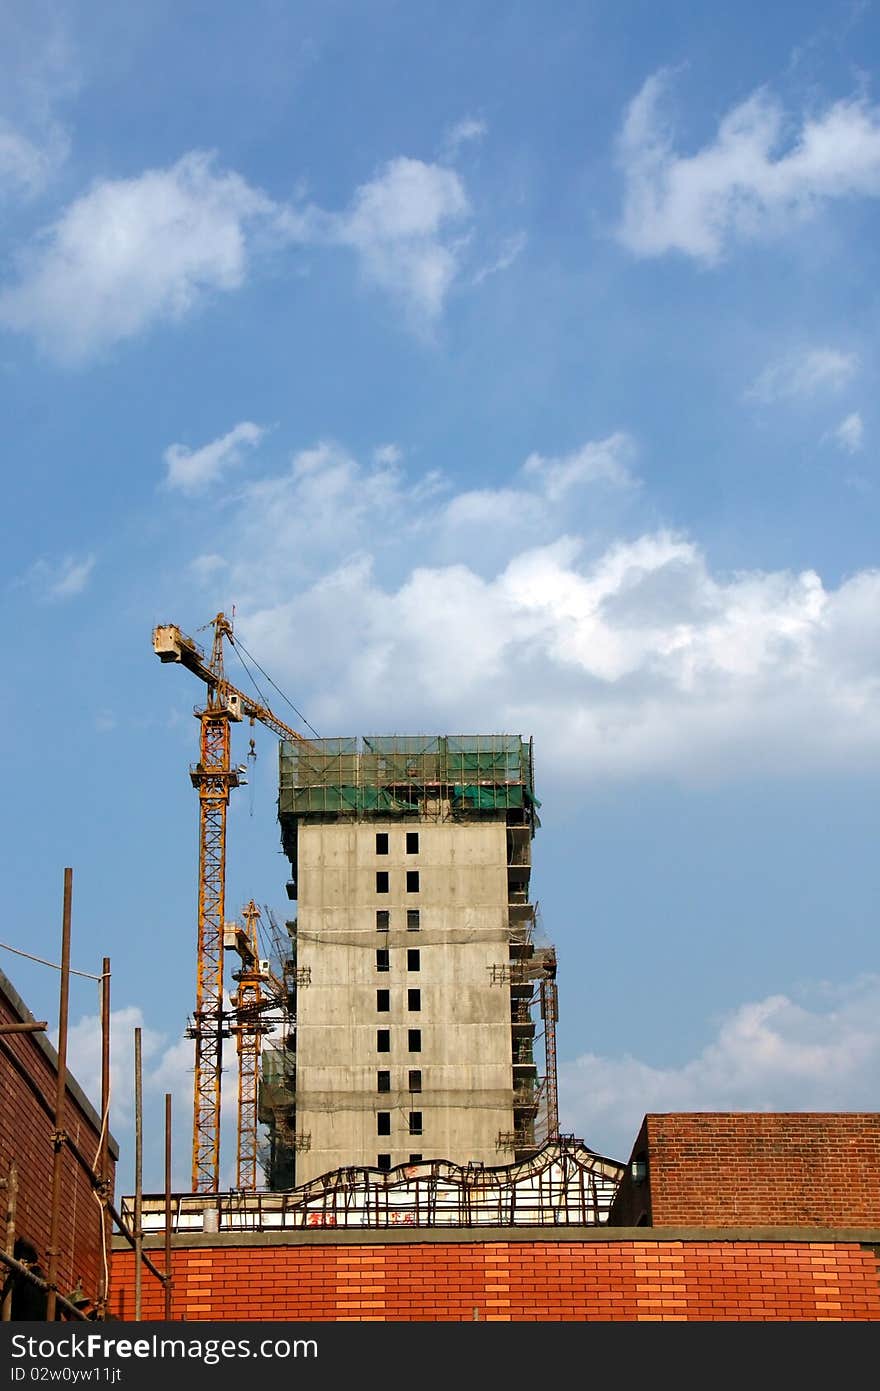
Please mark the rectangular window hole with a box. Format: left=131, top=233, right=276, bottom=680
left=409, top=1154, right=422, bottom=1164
left=406, top=870, right=420, bottom=893
left=376, top=909, right=390, bottom=931
left=376, top=832, right=389, bottom=855
left=376, top=989, right=390, bottom=1012
left=407, top=988, right=421, bottom=1011
left=407, top=909, right=420, bottom=932
left=377, top=1070, right=391, bottom=1093
left=408, top=1069, right=422, bottom=1092
left=376, top=871, right=389, bottom=894
left=376, top=1029, right=390, bottom=1053
left=377, top=1154, right=391, bottom=1171
left=406, top=831, right=419, bottom=854
left=407, top=949, right=420, bottom=971
left=409, top=1111, right=423, bottom=1136
left=377, top=1111, right=391, bottom=1136
left=408, top=1028, right=421, bottom=1052
left=376, top=949, right=390, bottom=972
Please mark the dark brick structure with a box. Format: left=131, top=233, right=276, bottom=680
left=609, top=1113, right=880, bottom=1228
left=0, top=968, right=118, bottom=1316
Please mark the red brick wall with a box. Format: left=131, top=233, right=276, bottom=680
left=0, top=976, right=115, bottom=1310
left=609, top=1113, right=880, bottom=1228
left=111, top=1238, right=880, bottom=1321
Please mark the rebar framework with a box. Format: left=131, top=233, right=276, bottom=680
left=127, top=1137, right=625, bottom=1233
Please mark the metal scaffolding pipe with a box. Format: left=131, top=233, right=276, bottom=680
left=46, top=867, right=73, bottom=1321
left=0, top=1249, right=89, bottom=1322
left=164, top=1094, right=173, bottom=1321
left=134, top=1027, right=143, bottom=1321
left=2, top=1159, right=17, bottom=1321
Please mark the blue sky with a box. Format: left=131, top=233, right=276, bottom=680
left=3, top=0, right=879, bottom=1191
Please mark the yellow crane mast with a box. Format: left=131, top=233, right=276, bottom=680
left=225, top=901, right=274, bottom=1191
left=153, top=612, right=306, bottom=1193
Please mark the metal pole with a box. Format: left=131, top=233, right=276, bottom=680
left=164, top=1093, right=173, bottom=1320
left=134, top=1027, right=143, bottom=1321
left=2, top=1159, right=17, bottom=1321
left=98, top=957, right=111, bottom=1317
left=100, top=960, right=111, bottom=1188
left=0, top=1250, right=89, bottom=1321
left=46, top=867, right=73, bottom=1322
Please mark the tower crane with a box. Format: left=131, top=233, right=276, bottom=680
left=224, top=901, right=280, bottom=1191
left=153, top=612, right=306, bottom=1193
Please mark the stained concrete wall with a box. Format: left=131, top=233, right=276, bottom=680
left=294, top=818, right=515, bottom=1181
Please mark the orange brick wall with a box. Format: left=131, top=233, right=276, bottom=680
left=0, top=977, right=115, bottom=1306
left=610, top=1113, right=880, bottom=1227
left=111, top=1238, right=880, bottom=1321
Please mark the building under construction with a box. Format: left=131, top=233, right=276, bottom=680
left=258, top=734, right=558, bottom=1189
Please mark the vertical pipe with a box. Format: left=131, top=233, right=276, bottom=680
left=2, top=1159, right=18, bottom=1321
left=98, top=957, right=111, bottom=1315
left=134, top=1027, right=143, bottom=1322
left=164, top=1093, right=172, bottom=1321
left=100, top=960, right=111, bottom=1186
left=46, top=867, right=73, bottom=1322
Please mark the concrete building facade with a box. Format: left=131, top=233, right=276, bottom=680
left=260, top=735, right=553, bottom=1187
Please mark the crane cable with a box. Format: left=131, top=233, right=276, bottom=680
left=229, top=633, right=321, bottom=739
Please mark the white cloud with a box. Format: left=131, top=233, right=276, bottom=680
left=65, top=1005, right=203, bottom=1189
left=441, top=117, right=488, bottom=161
left=521, top=433, right=636, bottom=499
left=332, top=157, right=471, bottom=322
left=0, top=119, right=69, bottom=199
left=831, top=411, right=865, bottom=454
left=16, top=551, right=95, bottom=601
left=472, top=231, right=527, bottom=286
left=198, top=438, right=880, bottom=782
left=559, top=975, right=880, bottom=1160
left=747, top=347, right=859, bottom=403
left=189, top=553, right=228, bottom=583
left=373, top=442, right=403, bottom=466
left=0, top=152, right=279, bottom=362
left=443, top=433, right=635, bottom=535
left=66, top=1005, right=167, bottom=1130
left=0, top=148, right=474, bottom=358
left=0, top=6, right=78, bottom=200
left=164, top=420, right=267, bottom=494
left=618, top=73, right=880, bottom=261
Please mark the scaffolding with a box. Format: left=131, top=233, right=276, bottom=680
left=278, top=734, right=538, bottom=865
